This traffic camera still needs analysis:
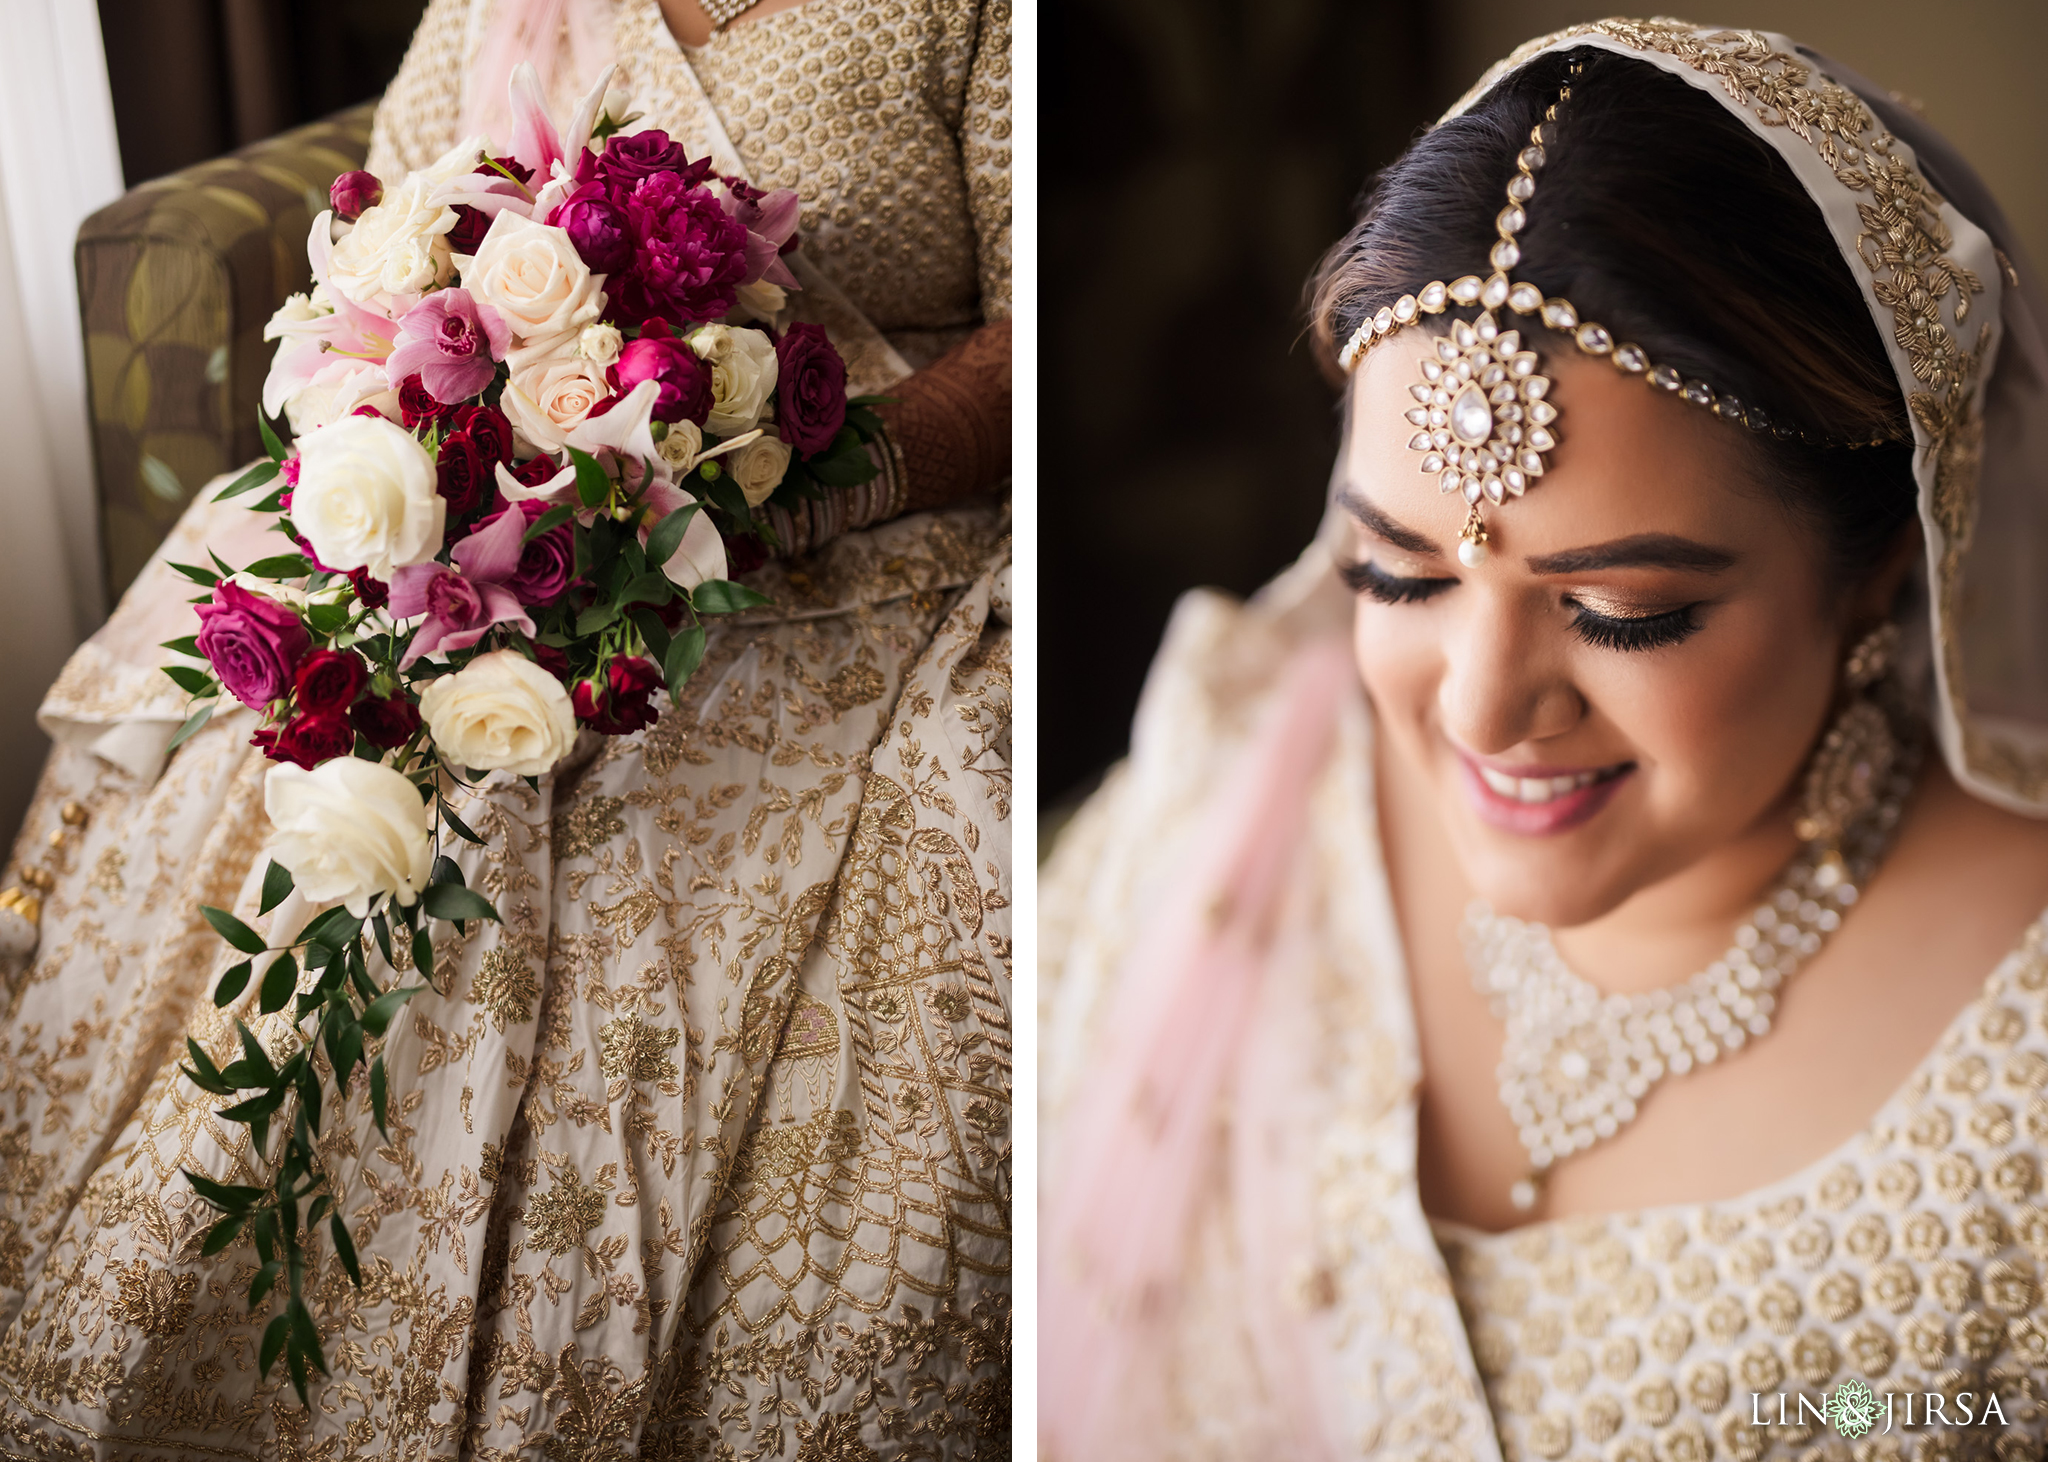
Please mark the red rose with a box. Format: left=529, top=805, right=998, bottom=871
left=773, top=323, right=848, bottom=456
left=292, top=649, right=368, bottom=716
left=447, top=203, right=491, bottom=255
left=399, top=374, right=455, bottom=430
left=511, top=454, right=560, bottom=487
left=437, top=430, right=489, bottom=517
left=573, top=655, right=661, bottom=735
left=720, top=529, right=768, bottom=577
left=347, top=566, right=390, bottom=610
left=266, top=711, right=355, bottom=769
left=612, top=319, right=713, bottom=425
left=452, top=403, right=515, bottom=465
left=350, top=693, right=421, bottom=750
left=529, top=642, right=572, bottom=680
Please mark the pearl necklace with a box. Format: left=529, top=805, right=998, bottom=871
left=1462, top=752, right=1916, bottom=1212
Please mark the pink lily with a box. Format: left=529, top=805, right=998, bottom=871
left=388, top=506, right=536, bottom=667
left=720, top=185, right=803, bottom=290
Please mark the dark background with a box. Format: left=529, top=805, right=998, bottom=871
left=97, top=0, right=426, bottom=186
left=1038, top=0, right=2048, bottom=814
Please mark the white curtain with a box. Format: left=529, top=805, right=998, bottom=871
left=0, top=0, right=125, bottom=839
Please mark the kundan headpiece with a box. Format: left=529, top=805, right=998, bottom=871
left=1338, top=58, right=1906, bottom=568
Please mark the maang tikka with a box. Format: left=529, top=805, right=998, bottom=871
left=1338, top=62, right=1899, bottom=567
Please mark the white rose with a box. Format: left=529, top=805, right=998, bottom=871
left=326, top=176, right=455, bottom=312
left=413, top=134, right=489, bottom=187
left=501, top=357, right=611, bottom=455
left=418, top=651, right=577, bottom=776
left=462, top=210, right=604, bottom=344
left=578, top=322, right=623, bottom=367
left=265, top=758, right=433, bottom=917
left=281, top=362, right=400, bottom=437
left=731, top=279, right=787, bottom=324
left=293, top=414, right=446, bottom=580
left=655, top=419, right=703, bottom=471
left=692, top=325, right=779, bottom=436
left=727, top=429, right=791, bottom=507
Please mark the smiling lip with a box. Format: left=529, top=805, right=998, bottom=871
left=1455, top=750, right=1635, bottom=836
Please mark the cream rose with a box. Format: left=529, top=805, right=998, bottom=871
left=265, top=758, right=433, bottom=917
left=655, top=419, right=703, bottom=472
left=326, top=176, right=456, bottom=312
left=578, top=322, right=623, bottom=367
left=727, top=429, right=792, bottom=507
left=462, top=210, right=605, bottom=345
left=293, top=414, right=445, bottom=580
left=502, top=357, right=611, bottom=455
left=732, top=280, right=787, bottom=324
left=692, top=325, right=780, bottom=436
left=418, top=651, right=577, bottom=776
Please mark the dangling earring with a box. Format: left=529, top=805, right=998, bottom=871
left=1793, top=622, right=1903, bottom=888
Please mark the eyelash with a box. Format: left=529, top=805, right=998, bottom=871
left=1340, top=560, right=1704, bottom=653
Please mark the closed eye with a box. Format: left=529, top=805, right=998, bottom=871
left=1567, top=602, right=1702, bottom=652
left=1340, top=559, right=1455, bottom=605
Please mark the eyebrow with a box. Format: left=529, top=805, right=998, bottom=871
left=1523, top=535, right=1739, bottom=575
left=1337, top=487, right=1440, bottom=556
left=1339, top=487, right=1739, bottom=575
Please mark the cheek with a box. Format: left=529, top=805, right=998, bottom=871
left=1350, top=600, right=1443, bottom=741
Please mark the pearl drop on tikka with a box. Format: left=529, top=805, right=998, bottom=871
left=1458, top=537, right=1489, bottom=567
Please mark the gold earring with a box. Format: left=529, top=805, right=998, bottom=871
left=1794, top=623, right=1902, bottom=888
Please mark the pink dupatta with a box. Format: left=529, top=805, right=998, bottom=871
left=1040, top=638, right=1357, bottom=1458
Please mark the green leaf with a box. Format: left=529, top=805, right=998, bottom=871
left=160, top=634, right=201, bottom=658
left=259, top=1312, right=290, bottom=1378
left=333, top=1023, right=364, bottom=1094
left=212, top=960, right=252, bottom=1007
left=431, top=855, right=463, bottom=887
left=422, top=883, right=499, bottom=926
left=215, top=458, right=280, bottom=501
left=161, top=664, right=214, bottom=695
left=692, top=580, right=772, bottom=615
left=201, top=905, right=268, bottom=955
left=305, top=601, right=350, bottom=635
left=168, top=560, right=221, bottom=588
left=663, top=624, right=707, bottom=702
left=620, top=570, right=674, bottom=609
left=372, top=912, right=394, bottom=971
left=184, top=1170, right=264, bottom=1210
left=219, top=1089, right=286, bottom=1124
left=260, top=861, right=295, bottom=915
left=330, top=1213, right=363, bottom=1286
left=643, top=500, right=701, bottom=570
left=567, top=446, right=610, bottom=508
left=241, top=553, right=313, bottom=580
left=259, top=411, right=289, bottom=464
left=370, top=1056, right=389, bottom=1139
left=236, top=1021, right=278, bottom=1083
left=575, top=603, right=620, bottom=638
left=702, top=471, right=753, bottom=520
left=300, top=907, right=363, bottom=952
left=249, top=1258, right=281, bottom=1309
left=846, top=393, right=899, bottom=407
left=438, top=802, right=483, bottom=845
left=167, top=702, right=215, bottom=754
left=289, top=1299, right=329, bottom=1376
left=522, top=504, right=576, bottom=543
left=182, top=1036, right=233, bottom=1095
left=360, top=984, right=424, bottom=1038
left=411, top=926, right=435, bottom=987
left=807, top=427, right=879, bottom=488
left=845, top=403, right=885, bottom=439
left=258, top=952, right=299, bottom=1014
left=296, top=1057, right=322, bottom=1133
left=202, top=1212, right=245, bottom=1255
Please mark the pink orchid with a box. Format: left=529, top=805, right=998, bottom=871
left=388, top=505, right=536, bottom=667
left=721, top=185, right=803, bottom=290
left=386, top=289, right=510, bottom=403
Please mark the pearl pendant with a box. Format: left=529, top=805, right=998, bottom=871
left=1458, top=537, right=1489, bottom=567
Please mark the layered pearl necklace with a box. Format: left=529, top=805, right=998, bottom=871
left=1463, top=750, right=1917, bottom=1212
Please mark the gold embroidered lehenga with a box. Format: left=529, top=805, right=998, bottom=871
left=0, top=2, right=1011, bottom=1456
left=1043, top=18, right=2048, bottom=1462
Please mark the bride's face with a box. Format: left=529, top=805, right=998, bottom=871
left=1343, top=332, right=1862, bottom=928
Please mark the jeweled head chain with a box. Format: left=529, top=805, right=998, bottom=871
left=1337, top=60, right=1902, bottom=567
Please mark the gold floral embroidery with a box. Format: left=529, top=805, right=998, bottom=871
left=471, top=944, right=539, bottom=1031
left=596, top=1015, right=679, bottom=1083
left=523, top=1174, right=608, bottom=1258
left=553, top=795, right=626, bottom=862
left=107, top=1260, right=197, bottom=1336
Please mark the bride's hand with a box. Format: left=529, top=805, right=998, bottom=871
left=879, top=318, right=1012, bottom=512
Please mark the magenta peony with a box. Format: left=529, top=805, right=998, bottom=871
left=613, top=321, right=714, bottom=425
left=591, top=130, right=707, bottom=189
left=549, top=183, right=634, bottom=275
left=613, top=174, right=751, bottom=326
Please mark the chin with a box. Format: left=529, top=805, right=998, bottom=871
left=1455, top=838, right=1646, bottom=928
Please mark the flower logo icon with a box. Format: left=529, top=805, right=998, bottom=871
left=1828, top=1378, right=1879, bottom=1439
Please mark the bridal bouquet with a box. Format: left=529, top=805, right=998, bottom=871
left=164, top=65, right=883, bottom=1397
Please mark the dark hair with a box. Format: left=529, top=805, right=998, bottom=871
left=1308, top=48, right=1917, bottom=588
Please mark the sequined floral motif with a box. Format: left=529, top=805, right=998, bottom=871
left=597, top=1015, right=680, bottom=1083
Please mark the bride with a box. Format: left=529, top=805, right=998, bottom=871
left=1044, top=20, right=2048, bottom=1461
left=0, top=0, right=1008, bottom=1455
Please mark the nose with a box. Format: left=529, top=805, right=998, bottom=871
left=1436, top=596, right=1583, bottom=756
